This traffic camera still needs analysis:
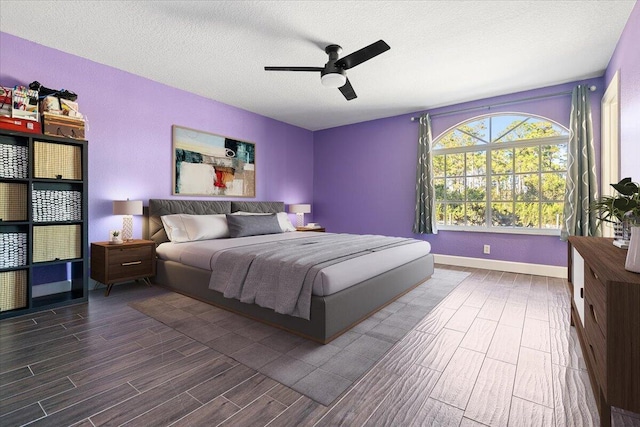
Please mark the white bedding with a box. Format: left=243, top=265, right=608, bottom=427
left=156, top=232, right=431, bottom=297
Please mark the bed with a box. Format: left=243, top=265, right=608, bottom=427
left=148, top=199, right=434, bottom=343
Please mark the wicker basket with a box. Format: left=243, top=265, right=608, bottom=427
left=0, top=232, right=27, bottom=268
left=33, top=225, right=81, bottom=262
left=32, top=189, right=82, bottom=222
left=34, top=142, right=82, bottom=180
left=0, top=143, right=28, bottom=179
left=0, top=183, right=27, bottom=221
left=0, top=270, right=27, bottom=312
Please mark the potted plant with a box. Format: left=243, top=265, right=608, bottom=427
left=590, top=177, right=640, bottom=246
left=110, top=230, right=123, bottom=244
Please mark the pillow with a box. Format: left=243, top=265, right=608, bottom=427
left=161, top=214, right=229, bottom=242
left=225, top=213, right=283, bottom=238
left=160, top=214, right=189, bottom=242
left=232, top=211, right=296, bottom=232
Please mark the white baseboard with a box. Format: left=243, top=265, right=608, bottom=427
left=433, top=254, right=567, bottom=279
left=32, top=280, right=72, bottom=297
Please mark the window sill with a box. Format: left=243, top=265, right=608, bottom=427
left=436, top=225, right=561, bottom=236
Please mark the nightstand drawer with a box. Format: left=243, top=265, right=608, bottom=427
left=108, top=246, right=153, bottom=266
left=108, top=258, right=154, bottom=281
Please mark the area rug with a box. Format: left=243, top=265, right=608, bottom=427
left=129, top=267, right=469, bottom=406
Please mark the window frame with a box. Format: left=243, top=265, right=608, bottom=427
left=432, top=113, right=569, bottom=236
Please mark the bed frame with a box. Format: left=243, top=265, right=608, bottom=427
left=148, top=199, right=434, bottom=344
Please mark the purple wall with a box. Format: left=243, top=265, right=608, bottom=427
left=605, top=1, right=640, bottom=182
left=313, top=80, right=604, bottom=267
left=0, top=33, right=314, bottom=245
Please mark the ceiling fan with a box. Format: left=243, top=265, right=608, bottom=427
left=264, top=40, right=390, bottom=101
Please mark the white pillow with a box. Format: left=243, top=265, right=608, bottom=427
left=232, top=211, right=296, bottom=232
left=160, top=214, right=188, bottom=242
left=161, top=214, right=229, bottom=242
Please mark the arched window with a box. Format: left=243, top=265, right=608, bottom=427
left=432, top=113, right=569, bottom=233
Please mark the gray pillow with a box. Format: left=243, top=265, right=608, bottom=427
left=225, top=213, right=283, bottom=238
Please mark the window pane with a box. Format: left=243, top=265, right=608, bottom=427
left=541, top=172, right=566, bottom=201
left=466, top=151, right=486, bottom=176
left=433, top=155, right=445, bottom=177
left=514, top=202, right=539, bottom=227
left=436, top=202, right=445, bottom=225
left=446, top=153, right=465, bottom=176
left=515, top=174, right=539, bottom=201
left=446, top=203, right=464, bottom=225
left=491, top=148, right=513, bottom=174
left=515, top=146, right=539, bottom=173
left=541, top=202, right=564, bottom=229
left=466, top=203, right=486, bottom=226
left=491, top=175, right=513, bottom=201
left=541, top=144, right=567, bottom=171
left=466, top=177, right=486, bottom=201
left=435, top=128, right=484, bottom=149
left=458, top=118, right=489, bottom=144
left=434, top=178, right=445, bottom=200
left=445, top=178, right=465, bottom=201
left=497, top=118, right=567, bottom=141
left=491, top=202, right=514, bottom=226
left=491, top=115, right=529, bottom=142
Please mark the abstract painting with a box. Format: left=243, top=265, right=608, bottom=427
left=172, top=125, right=255, bottom=197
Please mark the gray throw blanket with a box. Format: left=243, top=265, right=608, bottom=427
left=208, top=234, right=415, bottom=320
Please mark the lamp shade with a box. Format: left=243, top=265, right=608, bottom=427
left=288, top=204, right=311, bottom=214
left=113, top=200, right=143, bottom=216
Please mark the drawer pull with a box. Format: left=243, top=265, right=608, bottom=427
left=590, top=268, right=599, bottom=281
left=121, top=261, right=142, bottom=266
left=589, top=304, right=598, bottom=324
left=580, top=288, right=584, bottom=299
left=589, top=344, right=597, bottom=365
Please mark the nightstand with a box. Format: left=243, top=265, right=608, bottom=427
left=90, top=240, right=156, bottom=296
left=296, top=227, right=326, bottom=232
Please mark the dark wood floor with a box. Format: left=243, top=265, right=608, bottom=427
left=1, top=266, right=639, bottom=426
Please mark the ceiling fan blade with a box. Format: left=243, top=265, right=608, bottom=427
left=264, top=66, right=323, bottom=72
left=339, top=78, right=357, bottom=101
left=335, top=40, right=390, bottom=70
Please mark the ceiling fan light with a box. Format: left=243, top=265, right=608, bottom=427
left=321, top=72, right=347, bottom=88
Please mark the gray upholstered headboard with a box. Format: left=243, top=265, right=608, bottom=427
left=148, top=199, right=285, bottom=245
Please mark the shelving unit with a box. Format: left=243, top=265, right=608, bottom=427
left=0, top=129, right=88, bottom=318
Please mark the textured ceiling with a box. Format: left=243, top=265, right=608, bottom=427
left=0, top=1, right=635, bottom=131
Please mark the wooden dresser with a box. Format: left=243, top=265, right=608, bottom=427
left=568, top=237, right=640, bottom=426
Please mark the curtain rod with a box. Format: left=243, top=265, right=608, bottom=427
left=410, top=85, right=597, bottom=121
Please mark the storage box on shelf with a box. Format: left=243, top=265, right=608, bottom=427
left=11, top=86, right=39, bottom=122
left=0, top=86, right=12, bottom=117
left=0, top=129, right=88, bottom=319
left=42, top=112, right=85, bottom=140
left=0, top=116, right=42, bottom=134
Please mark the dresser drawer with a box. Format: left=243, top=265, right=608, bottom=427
left=108, top=246, right=153, bottom=266
left=584, top=265, right=607, bottom=337
left=585, top=296, right=608, bottom=395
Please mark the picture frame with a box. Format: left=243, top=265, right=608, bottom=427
left=172, top=125, right=255, bottom=197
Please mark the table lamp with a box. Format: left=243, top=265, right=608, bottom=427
left=113, top=199, right=143, bottom=241
left=289, top=204, right=311, bottom=227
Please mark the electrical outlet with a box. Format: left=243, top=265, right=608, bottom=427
left=483, top=244, right=491, bottom=254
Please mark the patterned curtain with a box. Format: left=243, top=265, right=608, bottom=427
left=561, top=85, right=599, bottom=240
left=413, top=114, right=438, bottom=234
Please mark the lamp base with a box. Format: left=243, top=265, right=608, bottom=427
left=122, top=215, right=134, bottom=241
left=296, top=213, right=305, bottom=227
